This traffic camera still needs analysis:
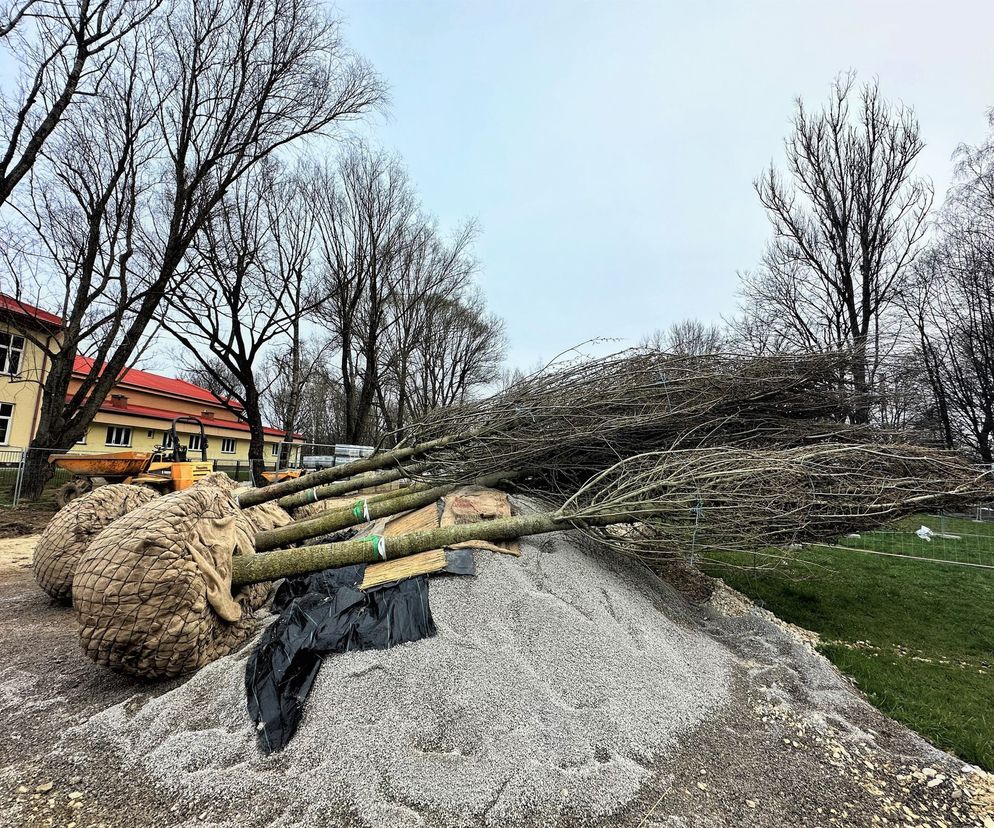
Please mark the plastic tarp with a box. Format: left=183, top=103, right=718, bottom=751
left=245, top=565, right=436, bottom=753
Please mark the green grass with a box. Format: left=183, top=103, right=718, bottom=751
left=0, top=473, right=65, bottom=508
left=703, top=514, right=994, bottom=770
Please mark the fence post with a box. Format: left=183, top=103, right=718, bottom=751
left=12, top=448, right=26, bottom=507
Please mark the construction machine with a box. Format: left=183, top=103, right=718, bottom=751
left=50, top=416, right=215, bottom=506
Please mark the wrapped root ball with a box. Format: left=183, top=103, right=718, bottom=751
left=193, top=471, right=292, bottom=530
left=33, top=484, right=159, bottom=603
left=73, top=484, right=269, bottom=679
left=241, top=498, right=292, bottom=533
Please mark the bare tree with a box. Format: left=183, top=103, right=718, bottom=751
left=309, top=146, right=420, bottom=443
left=640, top=319, right=726, bottom=356
left=3, top=43, right=163, bottom=497
left=403, top=290, right=505, bottom=419
left=5, top=0, right=381, bottom=497
left=258, top=172, right=326, bottom=463
left=0, top=0, right=160, bottom=205
left=0, top=0, right=41, bottom=37
left=742, top=73, right=932, bottom=421
left=164, top=163, right=322, bottom=483
left=904, top=114, right=994, bottom=458
left=375, top=220, right=478, bottom=435
left=293, top=361, right=346, bottom=446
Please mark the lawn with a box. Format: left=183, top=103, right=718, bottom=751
left=703, top=513, right=994, bottom=771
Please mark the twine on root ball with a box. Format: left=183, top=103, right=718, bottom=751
left=33, top=484, right=159, bottom=604
left=73, top=482, right=271, bottom=679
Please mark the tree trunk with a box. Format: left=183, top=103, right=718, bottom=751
left=235, top=433, right=459, bottom=507
left=254, top=470, right=514, bottom=551
left=850, top=335, right=872, bottom=424
left=277, top=460, right=430, bottom=510
left=242, top=387, right=268, bottom=486
left=232, top=510, right=632, bottom=587
left=22, top=351, right=91, bottom=499
left=248, top=428, right=267, bottom=486
left=238, top=513, right=560, bottom=585
left=20, top=442, right=57, bottom=501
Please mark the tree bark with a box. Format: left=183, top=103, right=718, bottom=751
left=21, top=351, right=91, bottom=499
left=277, top=460, right=431, bottom=510
left=254, top=471, right=515, bottom=551
left=235, top=433, right=458, bottom=507
left=233, top=510, right=631, bottom=586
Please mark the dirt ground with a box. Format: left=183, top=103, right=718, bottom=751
left=0, top=506, right=56, bottom=538
left=1, top=532, right=993, bottom=827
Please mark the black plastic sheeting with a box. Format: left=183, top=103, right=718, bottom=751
left=245, top=562, right=449, bottom=754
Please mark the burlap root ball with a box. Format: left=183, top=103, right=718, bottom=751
left=195, top=472, right=293, bottom=531
left=241, top=498, right=292, bottom=533
left=73, top=482, right=270, bottom=679
left=33, top=484, right=160, bottom=603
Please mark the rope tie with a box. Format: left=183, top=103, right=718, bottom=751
left=355, top=534, right=387, bottom=561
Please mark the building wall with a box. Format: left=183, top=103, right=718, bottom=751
left=0, top=317, right=302, bottom=463
left=0, top=320, right=58, bottom=450
left=71, top=411, right=303, bottom=464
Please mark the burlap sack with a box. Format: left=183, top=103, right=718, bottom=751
left=33, top=484, right=159, bottom=603
left=241, top=499, right=292, bottom=533
left=73, top=482, right=270, bottom=679
left=200, top=473, right=292, bottom=531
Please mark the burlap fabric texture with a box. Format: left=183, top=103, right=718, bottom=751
left=73, top=477, right=272, bottom=679
left=33, top=484, right=159, bottom=603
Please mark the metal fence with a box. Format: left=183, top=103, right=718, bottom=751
left=0, top=443, right=377, bottom=506
left=832, top=509, right=994, bottom=570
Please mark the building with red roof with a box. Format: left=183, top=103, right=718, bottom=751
left=0, top=293, right=303, bottom=464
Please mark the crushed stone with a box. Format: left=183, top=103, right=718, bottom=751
left=68, top=530, right=734, bottom=827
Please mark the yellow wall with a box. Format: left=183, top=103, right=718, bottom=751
left=0, top=315, right=302, bottom=463
left=0, top=321, right=59, bottom=450
left=71, top=411, right=303, bottom=464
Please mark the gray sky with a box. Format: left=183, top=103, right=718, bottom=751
left=336, top=0, right=994, bottom=368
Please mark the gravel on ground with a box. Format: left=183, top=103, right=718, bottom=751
left=1, top=517, right=992, bottom=827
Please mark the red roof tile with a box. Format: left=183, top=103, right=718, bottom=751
left=73, top=356, right=244, bottom=410
left=0, top=293, right=63, bottom=328
left=82, top=397, right=301, bottom=439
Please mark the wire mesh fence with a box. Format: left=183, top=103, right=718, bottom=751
left=0, top=448, right=100, bottom=506
left=0, top=449, right=25, bottom=506
left=832, top=510, right=994, bottom=570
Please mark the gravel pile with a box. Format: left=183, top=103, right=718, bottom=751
left=70, top=530, right=734, bottom=827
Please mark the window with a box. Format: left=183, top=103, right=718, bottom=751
left=188, top=434, right=204, bottom=451
left=76, top=430, right=87, bottom=445
left=0, top=402, right=12, bottom=444
left=0, top=333, right=25, bottom=376
left=162, top=431, right=175, bottom=448
left=270, top=443, right=279, bottom=456
left=220, top=437, right=236, bottom=454
left=105, top=426, right=132, bottom=447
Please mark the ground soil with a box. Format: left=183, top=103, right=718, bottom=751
left=1, top=531, right=992, bottom=828
left=0, top=506, right=55, bottom=538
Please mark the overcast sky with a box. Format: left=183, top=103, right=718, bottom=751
left=335, top=0, right=994, bottom=369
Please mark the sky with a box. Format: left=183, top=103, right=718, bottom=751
left=333, top=0, right=994, bottom=369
